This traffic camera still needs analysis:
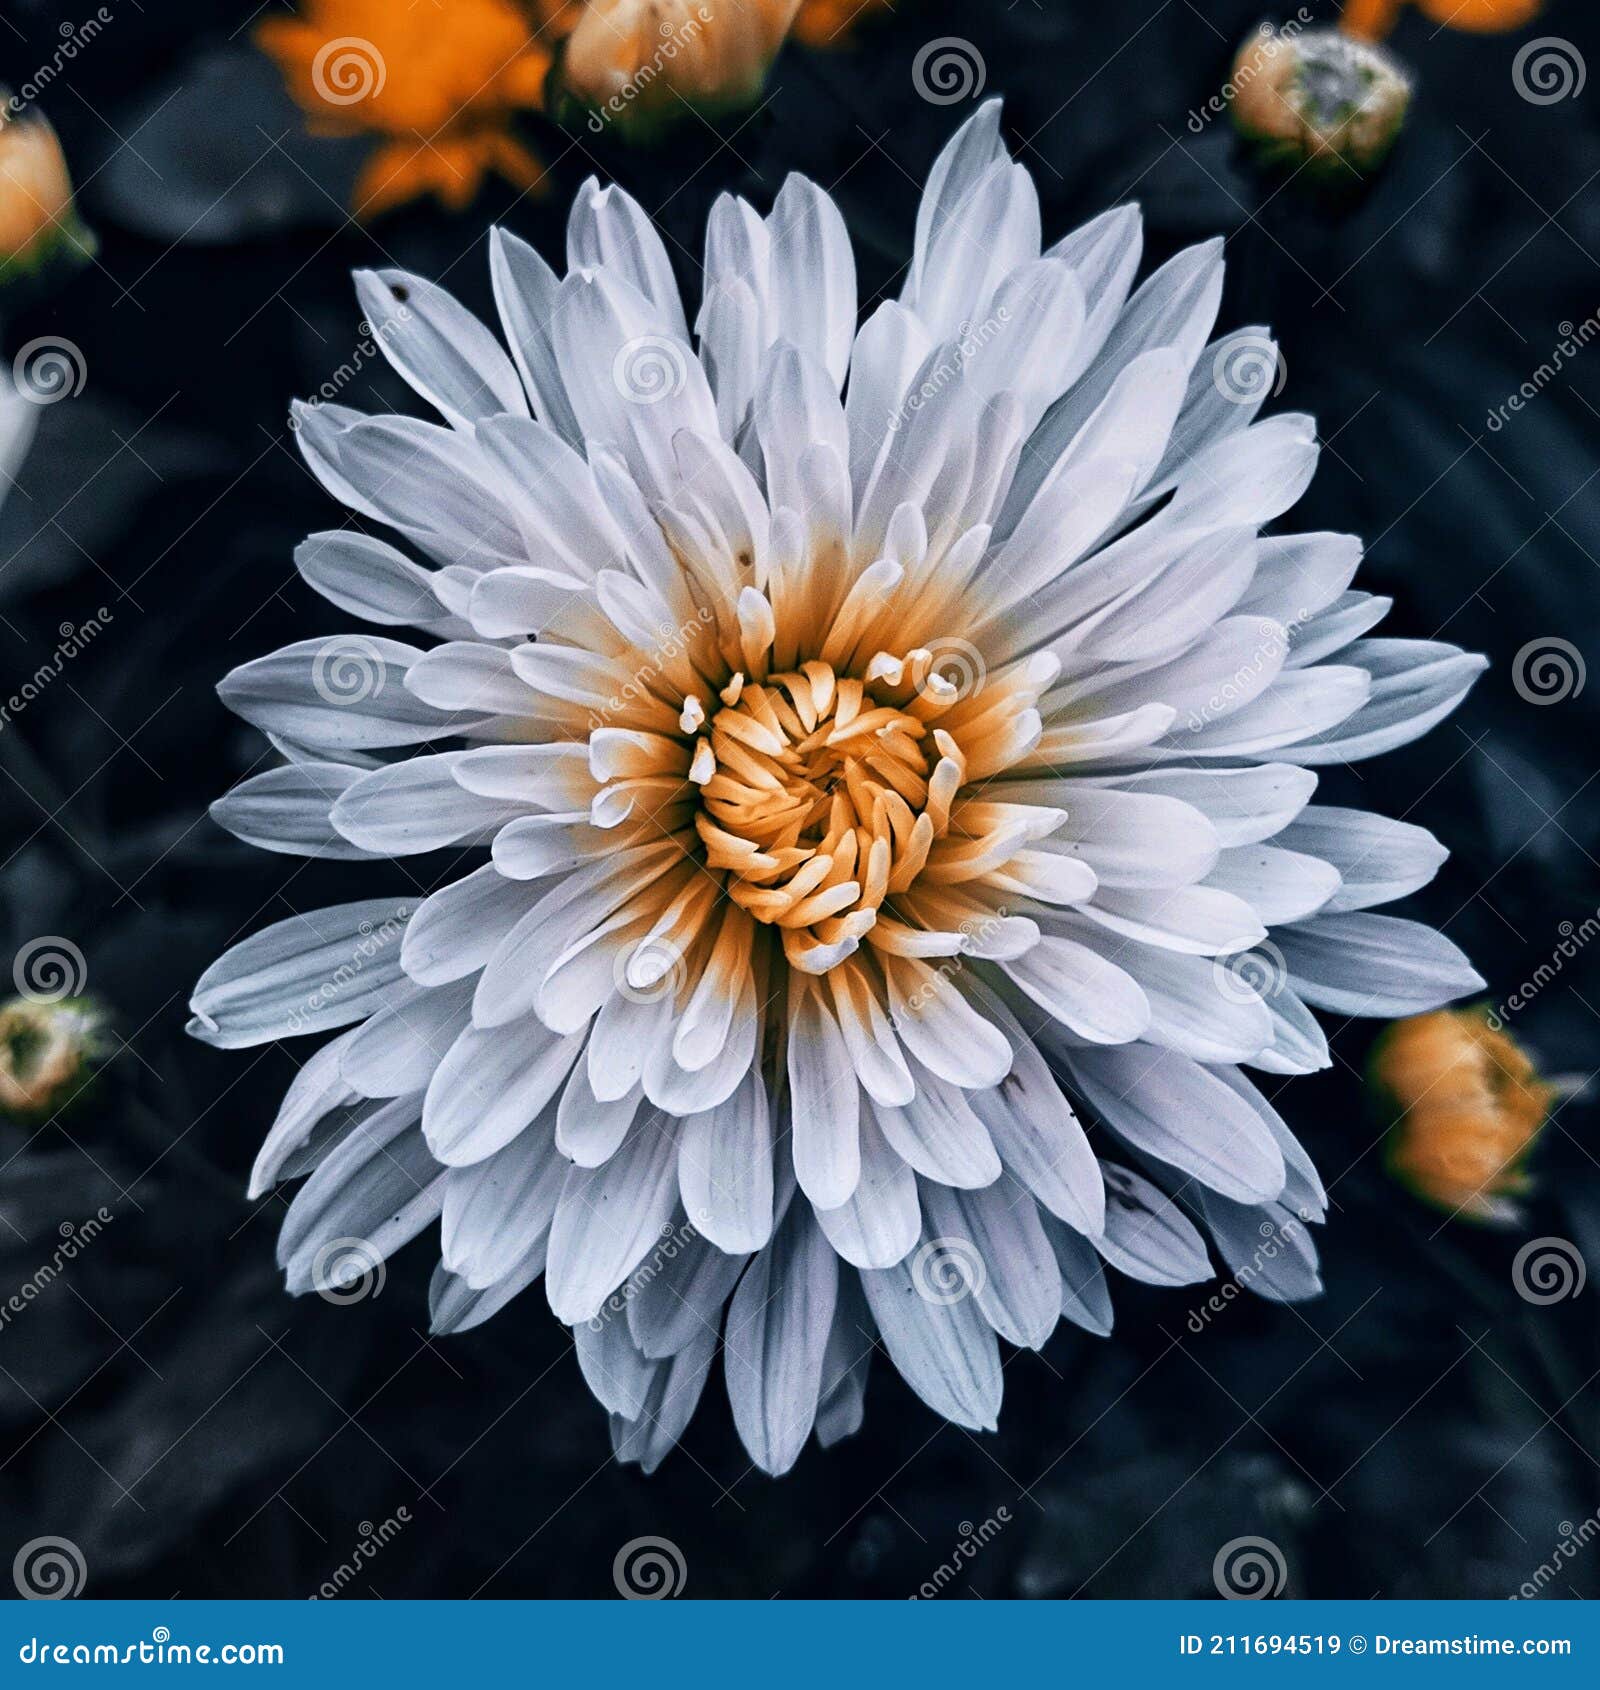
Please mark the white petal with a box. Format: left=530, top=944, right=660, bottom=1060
left=278, top=1099, right=440, bottom=1293
left=724, top=1205, right=839, bottom=1475
left=859, top=1249, right=1001, bottom=1431
left=422, top=1016, right=585, bottom=1166
left=677, top=1071, right=775, bottom=1254
left=1277, top=914, right=1484, bottom=1017
left=1094, top=1161, right=1213, bottom=1287
left=189, top=898, right=417, bottom=1049
left=813, top=1106, right=920, bottom=1270
left=1277, top=805, right=1448, bottom=913
left=210, top=762, right=378, bottom=861
left=218, top=637, right=489, bottom=750
left=869, top=1076, right=1001, bottom=1191
left=545, top=1118, right=681, bottom=1323
left=787, top=982, right=862, bottom=1207
left=923, top=1178, right=1061, bottom=1349
left=441, top=1119, right=565, bottom=1289
left=353, top=267, right=528, bottom=428
left=1067, top=1044, right=1286, bottom=1205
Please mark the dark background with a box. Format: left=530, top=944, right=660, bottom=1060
left=2, top=0, right=1599, bottom=1598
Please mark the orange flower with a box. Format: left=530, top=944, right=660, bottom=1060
left=1344, top=0, right=1542, bottom=41
left=1373, top=1007, right=1556, bottom=1224
left=0, top=106, right=93, bottom=279
left=1230, top=24, right=1411, bottom=176
left=562, top=0, right=800, bottom=134
left=257, top=0, right=568, bottom=216
left=791, top=0, right=893, bottom=48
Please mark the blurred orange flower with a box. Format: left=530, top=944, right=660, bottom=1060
left=563, top=0, right=800, bottom=132
left=1343, top=0, right=1543, bottom=40
left=0, top=107, right=92, bottom=279
left=261, top=0, right=890, bottom=216
left=792, top=0, right=893, bottom=47
left=1373, top=1006, right=1555, bottom=1225
left=257, top=0, right=571, bottom=216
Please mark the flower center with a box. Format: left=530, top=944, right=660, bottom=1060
left=690, top=659, right=968, bottom=973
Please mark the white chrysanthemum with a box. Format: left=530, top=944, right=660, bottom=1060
left=193, top=102, right=1486, bottom=1475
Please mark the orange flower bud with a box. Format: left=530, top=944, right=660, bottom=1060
left=0, top=105, right=92, bottom=279
left=0, top=998, right=106, bottom=1122
left=1230, top=23, right=1411, bottom=176
left=563, top=0, right=800, bottom=135
left=1373, top=1007, right=1556, bottom=1224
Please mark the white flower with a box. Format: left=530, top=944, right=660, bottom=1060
left=193, top=102, right=1485, bottom=1475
